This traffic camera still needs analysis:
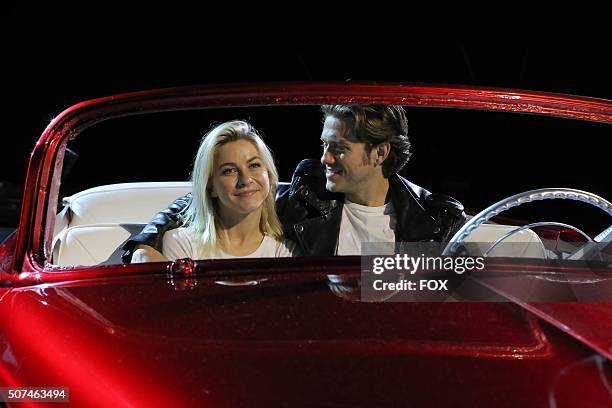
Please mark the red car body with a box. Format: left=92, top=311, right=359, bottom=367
left=1, top=83, right=611, bottom=407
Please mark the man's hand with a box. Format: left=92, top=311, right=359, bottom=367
left=132, top=244, right=168, bottom=263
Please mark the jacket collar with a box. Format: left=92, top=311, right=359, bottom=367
left=387, top=174, right=441, bottom=242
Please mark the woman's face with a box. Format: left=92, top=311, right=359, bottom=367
left=210, top=139, right=271, bottom=220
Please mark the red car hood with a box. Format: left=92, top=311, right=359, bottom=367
left=1, top=266, right=610, bottom=407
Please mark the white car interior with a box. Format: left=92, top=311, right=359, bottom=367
left=53, top=182, right=191, bottom=266
left=52, top=182, right=546, bottom=266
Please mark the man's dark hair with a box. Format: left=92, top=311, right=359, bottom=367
left=321, top=105, right=411, bottom=177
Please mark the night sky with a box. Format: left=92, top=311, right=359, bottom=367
left=2, top=4, right=610, bottom=230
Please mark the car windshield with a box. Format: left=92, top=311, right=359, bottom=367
left=49, top=105, right=610, bottom=268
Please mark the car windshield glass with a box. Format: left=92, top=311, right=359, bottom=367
left=50, top=106, right=610, bottom=267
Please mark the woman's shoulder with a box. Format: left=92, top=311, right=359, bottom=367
left=162, top=227, right=197, bottom=260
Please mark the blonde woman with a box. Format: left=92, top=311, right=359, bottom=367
left=135, top=120, right=296, bottom=262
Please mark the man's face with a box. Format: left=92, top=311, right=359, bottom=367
left=320, top=115, right=379, bottom=197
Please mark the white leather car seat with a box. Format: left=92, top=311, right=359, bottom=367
left=462, top=223, right=545, bottom=258
left=52, top=181, right=292, bottom=266
left=53, top=182, right=192, bottom=265
left=52, top=182, right=543, bottom=266
left=54, top=223, right=145, bottom=266
left=57, top=182, right=192, bottom=228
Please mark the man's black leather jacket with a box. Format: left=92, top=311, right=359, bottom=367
left=122, top=159, right=466, bottom=261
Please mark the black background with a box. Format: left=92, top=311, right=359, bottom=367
left=2, top=4, right=610, bottom=231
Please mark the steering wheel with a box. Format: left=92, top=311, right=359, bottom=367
left=442, top=188, right=612, bottom=257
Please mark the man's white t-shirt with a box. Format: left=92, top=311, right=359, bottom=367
left=336, top=199, right=396, bottom=255
left=162, top=227, right=296, bottom=260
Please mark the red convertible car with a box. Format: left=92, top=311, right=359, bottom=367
left=0, top=83, right=611, bottom=407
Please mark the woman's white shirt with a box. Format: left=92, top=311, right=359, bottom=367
left=162, top=227, right=297, bottom=260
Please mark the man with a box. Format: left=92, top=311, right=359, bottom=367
left=123, top=105, right=465, bottom=262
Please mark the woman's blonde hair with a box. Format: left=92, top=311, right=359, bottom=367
left=182, top=120, right=283, bottom=255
